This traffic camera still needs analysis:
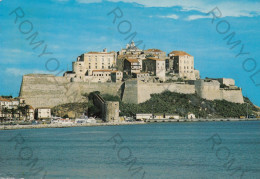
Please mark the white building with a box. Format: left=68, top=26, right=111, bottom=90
left=36, top=107, right=51, bottom=119
left=136, top=113, right=153, bottom=120
left=64, top=48, right=117, bottom=82
left=188, top=113, right=196, bottom=119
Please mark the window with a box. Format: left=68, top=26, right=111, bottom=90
left=102, top=66, right=104, bottom=69
left=95, top=66, right=97, bottom=69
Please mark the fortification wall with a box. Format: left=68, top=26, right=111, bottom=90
left=194, top=80, right=244, bottom=103
left=20, top=74, right=123, bottom=108
left=122, top=80, right=138, bottom=104
left=137, top=82, right=195, bottom=103
left=220, top=89, right=244, bottom=103
left=20, top=75, right=244, bottom=108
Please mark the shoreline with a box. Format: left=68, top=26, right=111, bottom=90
left=0, top=118, right=259, bottom=130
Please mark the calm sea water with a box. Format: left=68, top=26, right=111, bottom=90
left=0, top=121, right=259, bottom=179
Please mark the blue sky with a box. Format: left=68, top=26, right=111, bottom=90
left=0, top=0, right=260, bottom=106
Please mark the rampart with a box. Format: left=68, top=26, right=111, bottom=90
left=19, top=74, right=244, bottom=108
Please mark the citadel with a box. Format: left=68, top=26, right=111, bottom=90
left=19, top=41, right=244, bottom=109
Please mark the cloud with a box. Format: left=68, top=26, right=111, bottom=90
left=158, top=14, right=179, bottom=19
left=186, top=15, right=211, bottom=21
left=95, top=0, right=260, bottom=18
left=5, top=68, right=48, bottom=77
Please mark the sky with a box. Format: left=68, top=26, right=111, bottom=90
left=0, top=0, right=260, bottom=106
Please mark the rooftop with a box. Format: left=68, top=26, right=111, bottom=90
left=145, top=57, right=164, bottom=61
left=146, top=49, right=164, bottom=52
left=92, top=70, right=113, bottom=72
left=169, top=51, right=191, bottom=56
left=126, top=58, right=139, bottom=63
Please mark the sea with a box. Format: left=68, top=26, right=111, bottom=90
left=0, top=121, right=259, bottom=179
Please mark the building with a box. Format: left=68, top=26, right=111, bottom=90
left=144, top=49, right=166, bottom=58
left=119, top=41, right=143, bottom=56
left=165, top=114, right=180, bottom=119
left=132, top=72, right=150, bottom=82
left=136, top=113, right=153, bottom=120
left=124, top=58, right=141, bottom=74
left=0, top=97, right=19, bottom=109
left=104, top=101, right=119, bottom=122
left=111, top=71, right=123, bottom=82
left=168, top=51, right=197, bottom=80
left=65, top=48, right=117, bottom=82
left=188, top=113, right=196, bottom=119
left=90, top=70, right=112, bottom=83
left=142, top=57, right=166, bottom=81
left=27, top=105, right=35, bottom=120
left=35, top=107, right=51, bottom=119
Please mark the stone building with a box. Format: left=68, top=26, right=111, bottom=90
left=35, top=107, right=51, bottom=119
left=119, top=41, right=143, bottom=56
left=111, top=71, right=123, bottom=82
left=104, top=101, right=119, bottom=122
left=124, top=58, right=141, bottom=74
left=90, top=70, right=112, bottom=83
left=168, top=51, right=197, bottom=80
left=132, top=72, right=150, bottom=82
left=142, top=57, right=166, bottom=81
left=144, top=49, right=166, bottom=58
left=65, top=49, right=117, bottom=82
left=0, top=97, right=19, bottom=109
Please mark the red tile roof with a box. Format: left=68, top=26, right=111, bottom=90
left=126, top=58, right=139, bottom=63
left=145, top=57, right=164, bottom=61
left=146, top=49, right=164, bottom=52
left=0, top=97, right=11, bottom=102
left=169, top=51, right=191, bottom=56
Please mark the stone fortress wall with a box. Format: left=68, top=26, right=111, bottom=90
left=194, top=79, right=244, bottom=103
left=20, top=74, right=244, bottom=108
left=20, top=74, right=123, bottom=108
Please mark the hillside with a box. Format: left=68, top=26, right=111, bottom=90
left=52, top=91, right=259, bottom=118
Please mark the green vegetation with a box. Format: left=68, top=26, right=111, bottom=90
left=52, top=102, right=88, bottom=118
left=0, top=95, right=13, bottom=98
left=52, top=91, right=259, bottom=118
left=119, top=91, right=258, bottom=118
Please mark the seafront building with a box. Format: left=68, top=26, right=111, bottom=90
left=64, top=41, right=199, bottom=83
left=0, top=97, right=37, bottom=120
